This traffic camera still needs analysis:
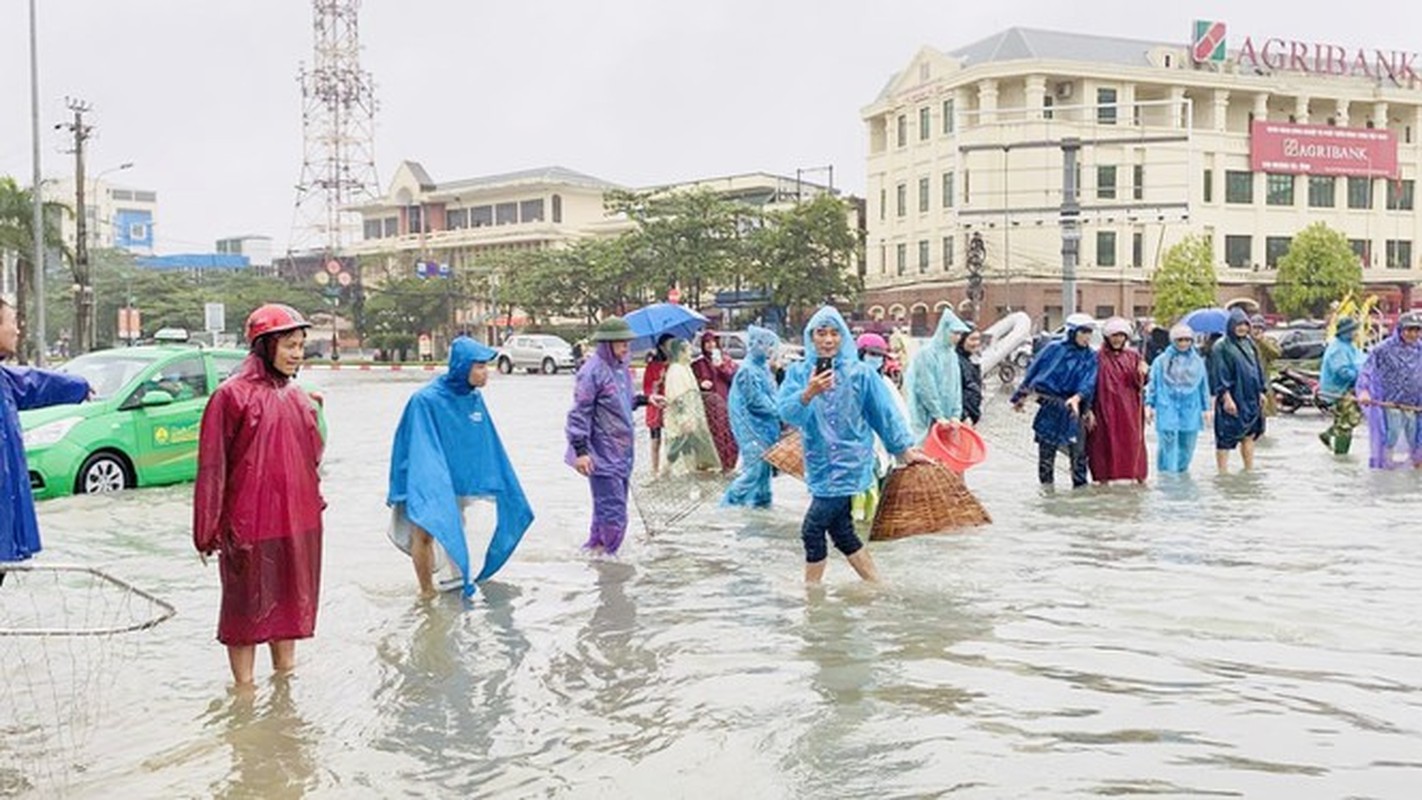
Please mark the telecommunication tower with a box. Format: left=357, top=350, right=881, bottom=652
left=290, top=0, right=379, bottom=258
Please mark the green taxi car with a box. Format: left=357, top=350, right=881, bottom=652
left=20, top=345, right=252, bottom=499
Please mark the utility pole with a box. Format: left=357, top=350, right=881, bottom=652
left=1059, top=137, right=1082, bottom=319
left=27, top=0, right=46, bottom=365
left=59, top=98, right=94, bottom=354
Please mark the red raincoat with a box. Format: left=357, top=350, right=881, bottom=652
left=691, top=335, right=739, bottom=470
left=193, top=355, right=325, bottom=646
left=1086, top=345, right=1148, bottom=482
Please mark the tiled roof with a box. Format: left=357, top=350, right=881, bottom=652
left=951, top=27, right=1169, bottom=69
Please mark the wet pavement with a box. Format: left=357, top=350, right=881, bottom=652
left=4, top=368, right=1421, bottom=798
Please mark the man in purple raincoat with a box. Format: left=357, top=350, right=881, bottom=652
left=565, top=317, right=663, bottom=555
left=1, top=298, right=92, bottom=569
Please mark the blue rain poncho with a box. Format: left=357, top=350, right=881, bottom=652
left=1145, top=341, right=1210, bottom=433
left=387, top=338, right=534, bottom=596
left=1010, top=322, right=1098, bottom=447
left=723, top=326, right=780, bottom=507
left=2, top=366, right=90, bottom=562
left=1320, top=327, right=1365, bottom=399
left=776, top=306, right=914, bottom=498
left=1208, top=308, right=1266, bottom=447
left=904, top=308, right=971, bottom=441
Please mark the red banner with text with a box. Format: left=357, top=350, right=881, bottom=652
left=1250, top=120, right=1398, bottom=178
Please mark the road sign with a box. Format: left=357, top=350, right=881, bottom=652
left=325, top=258, right=343, bottom=275
left=204, top=302, right=225, bottom=333
left=117, top=308, right=141, bottom=341
left=337, top=271, right=352, bottom=287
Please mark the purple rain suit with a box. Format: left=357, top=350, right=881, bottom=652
left=565, top=342, right=638, bottom=553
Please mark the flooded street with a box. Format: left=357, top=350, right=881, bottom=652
left=9, top=368, right=1422, bottom=798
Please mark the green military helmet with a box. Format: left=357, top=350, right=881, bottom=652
left=591, top=316, right=637, bottom=342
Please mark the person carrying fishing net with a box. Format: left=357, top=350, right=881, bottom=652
left=1355, top=311, right=1422, bottom=469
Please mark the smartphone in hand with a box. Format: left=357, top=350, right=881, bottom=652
left=814, top=357, right=833, bottom=375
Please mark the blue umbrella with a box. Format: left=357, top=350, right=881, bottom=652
left=623, top=303, right=709, bottom=353
left=1181, top=307, right=1230, bottom=336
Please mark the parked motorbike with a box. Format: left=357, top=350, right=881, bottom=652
left=1271, top=367, right=1332, bottom=414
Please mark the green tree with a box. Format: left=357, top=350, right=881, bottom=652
left=605, top=188, right=747, bottom=302
left=1274, top=222, right=1362, bottom=318
left=746, top=195, right=861, bottom=327
left=0, top=176, right=70, bottom=360
left=1151, top=234, right=1218, bottom=325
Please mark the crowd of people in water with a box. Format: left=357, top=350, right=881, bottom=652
left=3, top=297, right=1419, bottom=686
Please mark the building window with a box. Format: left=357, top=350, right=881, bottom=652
left=1225, top=171, right=1253, bottom=204
left=1387, top=239, right=1413, bottom=269
left=1266, top=174, right=1295, bottom=206
left=383, top=217, right=399, bottom=237
left=918, top=177, right=930, bottom=213
left=1133, top=165, right=1144, bottom=200
left=1350, top=239, right=1372, bottom=268
left=880, top=245, right=887, bottom=274
left=1096, top=165, right=1117, bottom=200
left=446, top=208, right=468, bottom=230
left=471, top=206, right=493, bottom=227
left=963, top=170, right=970, bottom=205
left=1265, top=235, right=1291, bottom=268
left=942, top=235, right=954, bottom=270
left=1225, top=235, right=1252, bottom=268
left=1203, top=169, right=1214, bottom=203
left=896, top=183, right=907, bottom=217
left=942, top=99, right=955, bottom=134
left=919, top=107, right=931, bottom=141
left=1097, top=87, right=1118, bottom=125
left=1042, top=95, right=1054, bottom=120
left=406, top=205, right=423, bottom=234
left=1307, top=176, right=1336, bottom=208
left=942, top=172, right=955, bottom=208
left=896, top=114, right=907, bottom=147
left=1347, top=177, right=1373, bottom=209
left=520, top=199, right=545, bottom=223
left=495, top=202, right=518, bottom=225
left=918, top=239, right=930, bottom=273
left=896, top=243, right=907, bottom=276
left=1387, top=179, right=1415, bottom=210
left=363, top=219, right=383, bottom=240
left=1096, top=230, right=1117, bottom=267
left=1132, top=231, right=1143, bottom=267
left=552, top=194, right=562, bottom=223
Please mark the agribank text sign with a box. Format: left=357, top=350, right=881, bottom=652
left=1250, top=120, right=1398, bottom=179
left=1192, top=20, right=1421, bottom=84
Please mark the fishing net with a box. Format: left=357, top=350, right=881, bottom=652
left=0, top=563, right=176, bottom=796
left=629, top=395, right=733, bottom=535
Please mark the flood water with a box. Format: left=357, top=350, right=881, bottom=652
left=5, top=368, right=1422, bottom=798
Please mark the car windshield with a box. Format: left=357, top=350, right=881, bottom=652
left=532, top=336, right=569, bottom=348
left=58, top=351, right=161, bottom=399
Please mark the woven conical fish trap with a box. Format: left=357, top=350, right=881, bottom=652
left=762, top=429, right=804, bottom=479
left=869, top=462, right=991, bottom=541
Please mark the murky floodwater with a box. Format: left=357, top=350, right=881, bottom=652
left=5, top=369, right=1422, bottom=798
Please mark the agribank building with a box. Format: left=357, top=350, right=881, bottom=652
left=862, top=23, right=1422, bottom=333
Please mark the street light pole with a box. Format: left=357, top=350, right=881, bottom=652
left=28, top=0, right=46, bottom=365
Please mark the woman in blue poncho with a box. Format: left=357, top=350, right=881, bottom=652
left=722, top=325, right=780, bottom=508
left=1208, top=308, right=1267, bottom=473
left=1144, top=323, right=1211, bottom=473
left=1010, top=316, right=1098, bottom=487
left=388, top=336, right=534, bottom=597
left=904, top=308, right=972, bottom=442
left=776, top=306, right=929, bottom=584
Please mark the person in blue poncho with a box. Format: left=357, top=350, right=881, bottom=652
left=1144, top=323, right=1211, bottom=473
left=1208, top=308, right=1267, bottom=473
left=1318, top=317, right=1364, bottom=455
left=1, top=298, right=91, bottom=573
left=388, top=336, right=533, bottom=597
left=776, top=306, right=930, bottom=584
left=722, top=325, right=781, bottom=508
left=1010, top=315, right=1098, bottom=487
left=904, top=307, right=972, bottom=442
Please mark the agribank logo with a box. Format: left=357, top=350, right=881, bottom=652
left=1192, top=20, right=1227, bottom=64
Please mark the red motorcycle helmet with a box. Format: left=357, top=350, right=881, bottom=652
left=245, top=303, right=312, bottom=343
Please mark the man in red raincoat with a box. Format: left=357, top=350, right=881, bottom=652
left=194, top=304, right=325, bottom=686
left=1085, top=317, right=1149, bottom=483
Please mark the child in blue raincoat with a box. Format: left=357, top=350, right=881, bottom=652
left=904, top=308, right=971, bottom=442
left=1, top=298, right=91, bottom=571
left=1144, top=323, right=1211, bottom=473
left=722, top=326, right=780, bottom=508
left=776, top=306, right=929, bottom=583
left=388, top=336, right=533, bottom=596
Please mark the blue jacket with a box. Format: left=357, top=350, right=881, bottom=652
left=727, top=326, right=780, bottom=454
left=2, top=366, right=90, bottom=561
left=776, top=306, right=914, bottom=498
left=1011, top=324, right=1098, bottom=446
left=1320, top=332, right=1364, bottom=398
left=904, top=308, right=971, bottom=441
left=1145, top=343, right=1210, bottom=433
left=387, top=338, right=533, bottom=596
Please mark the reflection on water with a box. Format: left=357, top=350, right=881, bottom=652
left=18, top=372, right=1422, bottom=796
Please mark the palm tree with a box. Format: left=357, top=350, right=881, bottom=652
left=0, top=176, right=70, bottom=362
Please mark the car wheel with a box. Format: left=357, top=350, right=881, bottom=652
left=497, top=357, right=513, bottom=374
left=996, top=362, right=1017, bottom=385
left=77, top=452, right=131, bottom=494
left=541, top=358, right=557, bottom=375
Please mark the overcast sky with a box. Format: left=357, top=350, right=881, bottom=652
left=3, top=0, right=1420, bottom=254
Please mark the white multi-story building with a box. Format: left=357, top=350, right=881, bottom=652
left=863, top=24, right=1422, bottom=333
left=43, top=177, right=157, bottom=256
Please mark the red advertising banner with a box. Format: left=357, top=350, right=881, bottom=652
left=1251, top=120, right=1398, bottom=178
